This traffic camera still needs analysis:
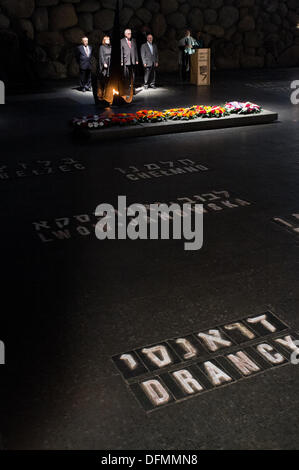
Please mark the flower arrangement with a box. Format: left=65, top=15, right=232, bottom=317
left=72, top=113, right=138, bottom=129
left=136, top=110, right=167, bottom=123
left=224, top=101, right=261, bottom=114
left=163, top=108, right=198, bottom=120
left=190, top=105, right=228, bottom=118
left=72, top=102, right=262, bottom=129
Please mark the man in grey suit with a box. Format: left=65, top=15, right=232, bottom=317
left=121, top=29, right=139, bottom=92
left=140, top=34, right=159, bottom=89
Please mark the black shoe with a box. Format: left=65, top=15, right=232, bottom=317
left=86, top=87, right=92, bottom=92
left=82, top=88, right=86, bottom=93
left=150, top=85, right=156, bottom=89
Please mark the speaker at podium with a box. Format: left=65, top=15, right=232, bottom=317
left=190, top=49, right=211, bottom=86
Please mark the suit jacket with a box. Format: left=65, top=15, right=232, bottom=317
left=75, top=45, right=92, bottom=70
left=141, top=42, right=159, bottom=66
left=121, top=37, right=138, bottom=66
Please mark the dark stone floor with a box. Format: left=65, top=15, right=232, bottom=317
left=0, top=67, right=299, bottom=450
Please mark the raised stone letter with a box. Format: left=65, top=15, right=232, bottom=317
left=246, top=314, right=277, bottom=333
left=275, top=335, right=299, bottom=352
left=141, top=379, right=170, bottom=406
left=256, top=343, right=285, bottom=364
left=224, top=322, right=255, bottom=340
left=203, top=361, right=233, bottom=386
left=120, top=354, right=138, bottom=371
left=227, top=351, right=260, bottom=376
left=141, top=345, right=172, bottom=368
left=197, top=329, right=232, bottom=352
left=172, top=369, right=203, bottom=394
left=175, top=338, right=197, bottom=360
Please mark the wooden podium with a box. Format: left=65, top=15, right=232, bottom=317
left=190, top=49, right=211, bottom=86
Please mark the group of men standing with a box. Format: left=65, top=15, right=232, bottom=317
left=75, top=29, right=159, bottom=93
left=121, top=29, right=159, bottom=90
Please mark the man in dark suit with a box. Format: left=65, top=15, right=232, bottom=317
left=140, top=34, right=159, bottom=89
left=75, top=37, right=92, bottom=92
left=120, top=29, right=138, bottom=92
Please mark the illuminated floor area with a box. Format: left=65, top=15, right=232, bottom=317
left=0, top=67, right=299, bottom=449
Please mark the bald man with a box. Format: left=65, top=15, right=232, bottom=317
left=75, top=37, right=92, bottom=92
left=141, top=34, right=159, bottom=89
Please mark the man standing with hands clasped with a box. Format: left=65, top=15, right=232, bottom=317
left=121, top=29, right=139, bottom=94
left=141, top=34, right=159, bottom=89
left=75, top=37, right=92, bottom=92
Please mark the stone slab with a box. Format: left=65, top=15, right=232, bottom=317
left=75, top=109, right=278, bottom=142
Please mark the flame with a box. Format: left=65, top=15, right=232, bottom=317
left=113, top=89, right=119, bottom=95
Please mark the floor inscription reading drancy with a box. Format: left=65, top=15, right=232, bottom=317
left=112, top=311, right=298, bottom=412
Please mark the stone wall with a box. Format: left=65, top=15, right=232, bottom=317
left=0, top=0, right=299, bottom=81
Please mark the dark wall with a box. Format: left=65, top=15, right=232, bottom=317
left=0, top=0, right=299, bottom=82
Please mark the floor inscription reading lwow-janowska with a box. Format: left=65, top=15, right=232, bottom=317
left=33, top=190, right=251, bottom=243
left=112, top=311, right=299, bottom=412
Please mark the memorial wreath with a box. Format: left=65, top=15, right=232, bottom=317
left=72, top=102, right=262, bottom=129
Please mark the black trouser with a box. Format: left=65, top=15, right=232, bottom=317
left=144, top=65, right=156, bottom=87
left=123, top=65, right=136, bottom=90
left=181, top=54, right=191, bottom=81
left=79, top=68, right=91, bottom=90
